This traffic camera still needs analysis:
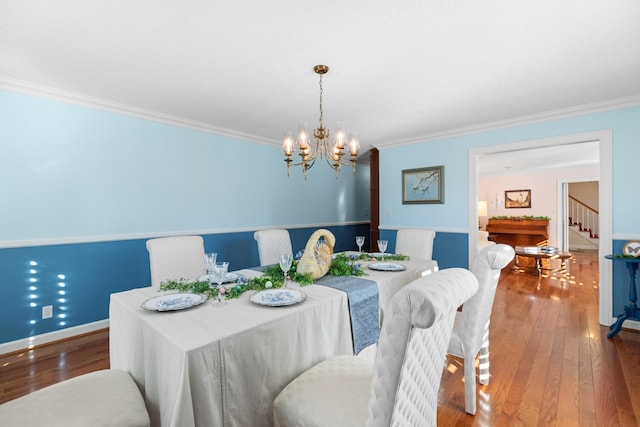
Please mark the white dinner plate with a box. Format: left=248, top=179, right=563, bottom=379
left=250, top=289, right=306, bottom=307
left=197, top=273, right=238, bottom=283
left=368, top=262, right=407, bottom=272
left=142, top=293, right=207, bottom=312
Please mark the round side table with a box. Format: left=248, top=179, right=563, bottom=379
left=605, top=255, right=640, bottom=338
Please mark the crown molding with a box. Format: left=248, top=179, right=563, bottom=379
left=0, top=76, right=279, bottom=146
left=375, top=94, right=640, bottom=149
left=3, top=75, right=639, bottom=151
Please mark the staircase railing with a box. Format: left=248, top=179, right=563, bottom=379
left=568, top=195, right=599, bottom=238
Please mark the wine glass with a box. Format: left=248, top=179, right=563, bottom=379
left=203, top=253, right=217, bottom=286
left=355, top=235, right=365, bottom=253
left=212, top=262, right=229, bottom=306
left=377, top=240, right=388, bottom=260
left=279, top=253, right=293, bottom=289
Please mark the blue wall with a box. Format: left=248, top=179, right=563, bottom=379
left=0, top=89, right=368, bottom=241
left=380, top=229, right=468, bottom=270
left=379, top=105, right=640, bottom=318
left=0, top=224, right=371, bottom=344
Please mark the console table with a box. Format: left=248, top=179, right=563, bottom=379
left=605, top=255, right=640, bottom=338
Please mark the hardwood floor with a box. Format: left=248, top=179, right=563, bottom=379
left=0, top=329, right=110, bottom=404
left=1, top=249, right=638, bottom=426
left=439, top=250, right=640, bottom=426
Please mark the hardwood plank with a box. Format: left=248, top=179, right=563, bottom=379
left=578, top=298, right=597, bottom=426
left=614, top=329, right=640, bottom=423
left=556, top=293, right=580, bottom=427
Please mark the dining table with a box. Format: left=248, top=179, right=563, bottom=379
left=109, top=256, right=438, bottom=427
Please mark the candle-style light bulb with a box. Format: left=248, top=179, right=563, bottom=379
left=283, top=132, right=294, bottom=156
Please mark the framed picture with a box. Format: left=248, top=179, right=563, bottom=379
left=402, top=166, right=444, bottom=204
left=505, top=189, right=531, bottom=209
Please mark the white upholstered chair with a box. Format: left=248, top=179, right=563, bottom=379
left=476, top=230, right=496, bottom=252
left=146, top=235, right=206, bottom=288
left=253, top=229, right=293, bottom=266
left=395, top=228, right=436, bottom=260
left=447, top=243, right=515, bottom=415
left=0, top=369, right=150, bottom=427
left=273, top=268, right=479, bottom=427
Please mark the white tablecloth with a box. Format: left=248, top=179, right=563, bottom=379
left=360, top=257, right=438, bottom=313
left=110, top=269, right=352, bottom=427
left=109, top=259, right=437, bottom=427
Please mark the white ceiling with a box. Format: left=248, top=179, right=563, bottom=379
left=476, top=141, right=600, bottom=175
left=1, top=0, right=639, bottom=169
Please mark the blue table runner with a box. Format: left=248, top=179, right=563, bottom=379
left=316, top=275, right=380, bottom=355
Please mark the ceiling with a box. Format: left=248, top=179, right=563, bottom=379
left=1, top=1, right=639, bottom=167
left=477, top=141, right=601, bottom=175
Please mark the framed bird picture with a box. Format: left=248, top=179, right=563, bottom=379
left=402, top=166, right=444, bottom=204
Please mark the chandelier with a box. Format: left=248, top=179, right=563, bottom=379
left=283, top=65, right=360, bottom=179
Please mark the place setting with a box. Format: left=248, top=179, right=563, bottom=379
left=144, top=253, right=243, bottom=311
left=368, top=239, right=407, bottom=272
left=249, top=253, right=307, bottom=307
left=141, top=292, right=208, bottom=312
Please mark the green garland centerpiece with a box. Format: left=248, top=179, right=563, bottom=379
left=346, top=253, right=409, bottom=262
left=159, top=251, right=410, bottom=301
left=330, top=253, right=367, bottom=277
left=159, top=263, right=313, bottom=301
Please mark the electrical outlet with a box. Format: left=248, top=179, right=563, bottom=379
left=42, top=305, right=53, bottom=319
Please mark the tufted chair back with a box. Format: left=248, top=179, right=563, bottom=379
left=272, top=268, right=478, bottom=427
left=462, top=243, right=514, bottom=350
left=367, top=268, right=479, bottom=426
left=447, top=243, right=515, bottom=414
left=395, top=228, right=436, bottom=260
left=253, top=229, right=293, bottom=266
left=146, top=235, right=206, bottom=289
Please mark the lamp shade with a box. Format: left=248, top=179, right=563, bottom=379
left=478, top=200, right=488, bottom=217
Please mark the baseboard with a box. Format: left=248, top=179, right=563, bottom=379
left=0, top=319, right=109, bottom=356
left=569, top=244, right=599, bottom=251
left=617, top=318, right=640, bottom=332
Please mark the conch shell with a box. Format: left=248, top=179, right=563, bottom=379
left=296, top=229, right=336, bottom=280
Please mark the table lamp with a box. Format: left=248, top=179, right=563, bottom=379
left=478, top=200, right=488, bottom=229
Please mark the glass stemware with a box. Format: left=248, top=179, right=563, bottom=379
left=203, top=253, right=217, bottom=286
left=377, top=240, right=388, bottom=260
left=355, top=235, right=365, bottom=253
left=212, top=262, right=229, bottom=307
left=279, top=253, right=293, bottom=289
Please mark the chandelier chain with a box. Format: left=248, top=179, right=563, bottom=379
left=318, top=74, right=323, bottom=129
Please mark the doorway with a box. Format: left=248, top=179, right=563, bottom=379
left=468, top=130, right=612, bottom=326
left=559, top=179, right=599, bottom=252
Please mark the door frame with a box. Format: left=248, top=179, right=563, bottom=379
left=468, top=129, right=612, bottom=326
left=558, top=178, right=599, bottom=252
